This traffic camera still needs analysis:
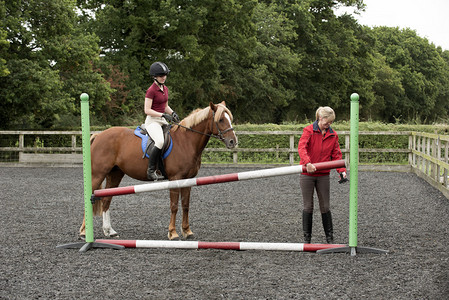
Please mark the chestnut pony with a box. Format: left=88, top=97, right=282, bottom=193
left=79, top=102, right=237, bottom=240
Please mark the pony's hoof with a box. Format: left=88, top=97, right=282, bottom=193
left=79, top=234, right=86, bottom=241
left=168, top=231, right=179, bottom=240
left=182, top=230, right=194, bottom=239
left=103, top=228, right=119, bottom=237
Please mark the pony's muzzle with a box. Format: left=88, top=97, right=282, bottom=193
left=225, top=137, right=237, bottom=149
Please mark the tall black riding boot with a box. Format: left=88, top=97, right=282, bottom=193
left=147, top=147, right=164, bottom=181
left=321, top=211, right=334, bottom=244
left=302, top=211, right=313, bottom=244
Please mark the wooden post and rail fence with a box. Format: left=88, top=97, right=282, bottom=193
left=0, top=130, right=448, bottom=198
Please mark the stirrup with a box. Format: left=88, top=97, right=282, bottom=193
left=147, top=170, right=164, bottom=181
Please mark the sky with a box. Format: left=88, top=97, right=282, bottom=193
left=336, top=0, right=449, bottom=50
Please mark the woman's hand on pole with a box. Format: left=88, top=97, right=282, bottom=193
left=339, top=172, right=349, bottom=184
left=306, top=163, right=316, bottom=173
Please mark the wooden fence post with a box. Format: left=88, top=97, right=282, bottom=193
left=289, top=134, right=295, bottom=165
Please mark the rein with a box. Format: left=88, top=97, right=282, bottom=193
left=172, top=110, right=234, bottom=142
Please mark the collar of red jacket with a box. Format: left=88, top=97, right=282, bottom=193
left=313, top=120, right=335, bottom=134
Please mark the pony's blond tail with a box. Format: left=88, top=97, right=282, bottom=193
left=92, top=199, right=103, bottom=216
left=90, top=133, right=98, bottom=144
left=89, top=133, right=104, bottom=216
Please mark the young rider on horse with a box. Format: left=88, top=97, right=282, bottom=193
left=144, top=62, right=179, bottom=180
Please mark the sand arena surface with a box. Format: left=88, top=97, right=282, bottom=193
left=1, top=166, right=448, bottom=299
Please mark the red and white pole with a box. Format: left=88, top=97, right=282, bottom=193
left=95, top=239, right=346, bottom=252
left=94, top=159, right=345, bottom=198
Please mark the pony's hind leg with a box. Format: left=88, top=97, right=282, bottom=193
left=101, top=168, right=125, bottom=237
left=102, top=201, right=117, bottom=237
left=180, top=187, right=194, bottom=239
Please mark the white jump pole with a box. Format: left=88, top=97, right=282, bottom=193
left=94, top=159, right=346, bottom=197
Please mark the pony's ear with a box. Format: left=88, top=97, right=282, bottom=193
left=220, top=100, right=226, bottom=106
left=209, top=102, right=217, bottom=112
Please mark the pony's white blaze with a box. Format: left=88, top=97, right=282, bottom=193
left=224, top=112, right=237, bottom=144
left=224, top=112, right=232, bottom=125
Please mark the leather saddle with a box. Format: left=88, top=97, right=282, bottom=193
left=134, top=125, right=173, bottom=178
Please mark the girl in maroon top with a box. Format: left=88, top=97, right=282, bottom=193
left=297, top=106, right=347, bottom=244
left=144, top=62, right=179, bottom=180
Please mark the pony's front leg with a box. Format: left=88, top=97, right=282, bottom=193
left=181, top=187, right=194, bottom=238
left=168, top=189, right=180, bottom=240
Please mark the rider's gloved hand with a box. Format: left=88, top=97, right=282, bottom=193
left=162, top=113, right=174, bottom=123
left=172, top=111, right=180, bottom=122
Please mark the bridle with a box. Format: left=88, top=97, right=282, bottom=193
left=172, top=110, right=234, bottom=142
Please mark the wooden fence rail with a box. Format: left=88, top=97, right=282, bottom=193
left=0, top=130, right=447, bottom=198
left=0, top=130, right=410, bottom=165
left=410, top=132, right=449, bottom=198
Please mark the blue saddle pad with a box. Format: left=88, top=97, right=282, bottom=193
left=134, top=126, right=172, bottom=159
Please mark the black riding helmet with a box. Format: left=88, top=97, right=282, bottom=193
left=149, top=62, right=170, bottom=77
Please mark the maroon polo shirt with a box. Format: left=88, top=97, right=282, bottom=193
left=145, top=82, right=169, bottom=113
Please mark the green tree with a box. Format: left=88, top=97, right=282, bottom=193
left=0, top=1, right=9, bottom=77
left=373, top=27, right=449, bottom=122
left=214, top=1, right=301, bottom=123
left=0, top=0, right=112, bottom=129
left=3, top=0, right=447, bottom=127
left=80, top=0, right=380, bottom=124
left=78, top=0, right=260, bottom=122
left=280, top=0, right=370, bottom=121
left=368, top=51, right=405, bottom=122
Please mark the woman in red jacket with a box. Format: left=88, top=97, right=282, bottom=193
left=297, top=106, right=347, bottom=244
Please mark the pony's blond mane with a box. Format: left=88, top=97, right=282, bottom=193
left=173, top=103, right=233, bottom=132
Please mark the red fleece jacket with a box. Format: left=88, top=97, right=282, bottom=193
left=298, top=121, right=346, bottom=176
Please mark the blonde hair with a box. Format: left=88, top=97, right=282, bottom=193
left=315, top=106, right=335, bottom=122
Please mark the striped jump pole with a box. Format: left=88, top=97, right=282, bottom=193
left=94, top=159, right=346, bottom=198
left=95, top=239, right=347, bottom=252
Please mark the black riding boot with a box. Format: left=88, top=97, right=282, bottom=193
left=147, top=147, right=164, bottom=181
left=321, top=211, right=334, bottom=244
left=303, top=211, right=313, bottom=244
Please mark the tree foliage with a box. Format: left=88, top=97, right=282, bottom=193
left=0, top=0, right=112, bottom=129
left=372, top=27, right=449, bottom=123
left=0, top=1, right=9, bottom=77
left=1, top=0, right=448, bottom=129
